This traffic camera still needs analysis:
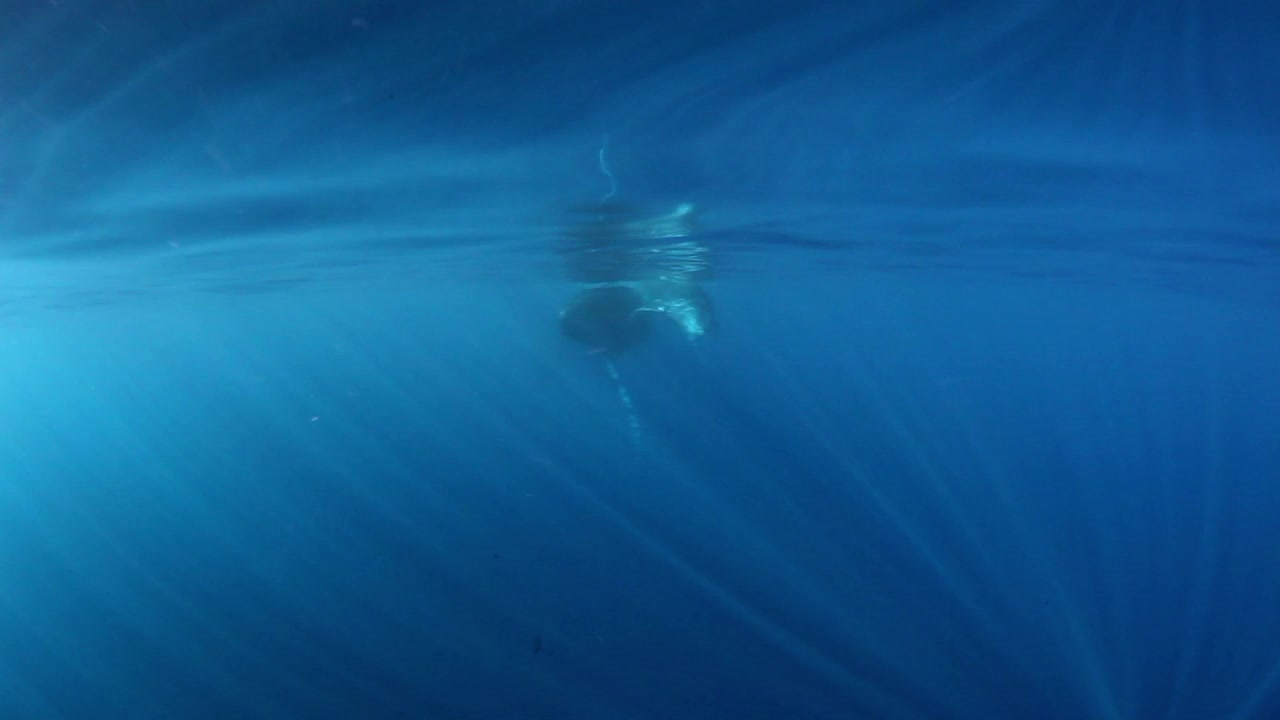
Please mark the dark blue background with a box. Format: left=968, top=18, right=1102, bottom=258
left=1, top=2, right=1278, bottom=718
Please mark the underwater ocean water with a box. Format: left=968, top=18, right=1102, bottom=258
left=2, top=1, right=1279, bottom=718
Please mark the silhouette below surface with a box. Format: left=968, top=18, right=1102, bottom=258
left=558, top=202, right=716, bottom=355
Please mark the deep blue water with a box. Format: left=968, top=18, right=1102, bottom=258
left=2, top=2, right=1279, bottom=718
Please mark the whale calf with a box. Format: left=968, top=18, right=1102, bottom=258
left=559, top=203, right=715, bottom=354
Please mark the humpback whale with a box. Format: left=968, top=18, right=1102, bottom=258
left=559, top=202, right=716, bottom=354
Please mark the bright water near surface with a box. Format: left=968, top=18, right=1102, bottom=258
left=2, top=2, right=1280, bottom=719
